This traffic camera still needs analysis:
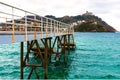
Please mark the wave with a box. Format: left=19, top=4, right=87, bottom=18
left=100, top=74, right=119, bottom=79
left=73, top=74, right=119, bottom=79
left=74, top=74, right=119, bottom=79
left=78, top=48, right=96, bottom=51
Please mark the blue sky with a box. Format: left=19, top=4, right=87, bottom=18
left=0, top=0, right=120, bottom=31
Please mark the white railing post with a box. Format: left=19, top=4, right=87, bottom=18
left=54, top=21, right=56, bottom=36
left=46, top=18, right=48, bottom=37
left=57, top=21, right=59, bottom=36
left=25, top=12, right=27, bottom=41
left=34, top=15, right=36, bottom=40
left=12, top=7, right=15, bottom=43
left=41, top=17, right=43, bottom=38
left=59, top=22, right=60, bottom=35
left=72, top=25, right=74, bottom=34
left=50, top=19, right=52, bottom=37
left=59, top=23, right=61, bottom=35
left=67, top=25, right=68, bottom=34
left=59, top=23, right=62, bottom=35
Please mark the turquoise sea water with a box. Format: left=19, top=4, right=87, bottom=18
left=0, top=32, right=120, bottom=79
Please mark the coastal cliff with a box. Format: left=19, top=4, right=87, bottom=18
left=45, top=11, right=117, bottom=32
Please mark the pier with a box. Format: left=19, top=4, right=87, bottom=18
left=0, top=2, right=76, bottom=79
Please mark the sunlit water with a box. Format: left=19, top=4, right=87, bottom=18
left=0, top=32, right=120, bottom=79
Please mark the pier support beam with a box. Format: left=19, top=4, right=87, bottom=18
left=20, top=42, right=24, bottom=79
left=20, top=40, right=44, bottom=79
left=40, top=37, right=52, bottom=79
left=63, top=35, right=66, bottom=62
left=44, top=38, right=48, bottom=79
left=27, top=41, right=30, bottom=62
left=68, top=34, right=70, bottom=54
left=20, top=34, right=76, bottom=79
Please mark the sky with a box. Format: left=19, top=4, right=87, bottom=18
left=0, top=0, right=120, bottom=31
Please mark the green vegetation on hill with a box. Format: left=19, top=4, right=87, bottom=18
left=45, top=12, right=116, bottom=32
left=74, top=22, right=109, bottom=32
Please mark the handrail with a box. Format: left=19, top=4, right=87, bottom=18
left=0, top=2, right=68, bottom=25
left=0, top=1, right=74, bottom=44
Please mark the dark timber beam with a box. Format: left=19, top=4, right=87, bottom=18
left=20, top=42, right=24, bottom=79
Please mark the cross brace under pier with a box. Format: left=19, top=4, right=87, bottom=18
left=20, top=34, right=76, bottom=79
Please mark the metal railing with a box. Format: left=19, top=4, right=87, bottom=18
left=0, top=2, right=74, bottom=44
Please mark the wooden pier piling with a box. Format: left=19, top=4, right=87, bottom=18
left=20, top=42, right=24, bottom=79
left=20, top=34, right=76, bottom=79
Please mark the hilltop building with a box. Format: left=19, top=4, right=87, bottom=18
left=83, top=11, right=93, bottom=15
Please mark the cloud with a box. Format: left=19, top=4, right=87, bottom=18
left=0, top=0, right=120, bottom=30
left=85, top=0, right=120, bottom=31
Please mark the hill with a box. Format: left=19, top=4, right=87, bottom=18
left=45, top=11, right=116, bottom=32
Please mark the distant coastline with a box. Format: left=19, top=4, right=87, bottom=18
left=45, top=11, right=117, bottom=32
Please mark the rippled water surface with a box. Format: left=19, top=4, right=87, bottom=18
left=0, top=32, right=120, bottom=79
